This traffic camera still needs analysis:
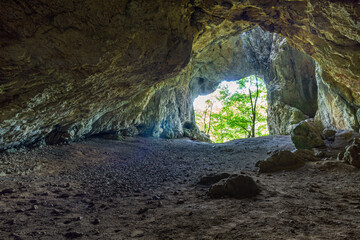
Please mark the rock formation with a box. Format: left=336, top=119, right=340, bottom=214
left=1, top=1, right=359, bottom=150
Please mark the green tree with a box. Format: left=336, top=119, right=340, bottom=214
left=195, top=98, right=214, bottom=135
left=210, top=76, right=268, bottom=143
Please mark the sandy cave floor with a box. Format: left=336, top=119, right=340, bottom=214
left=0, top=135, right=360, bottom=240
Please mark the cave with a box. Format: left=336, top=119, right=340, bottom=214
left=1, top=1, right=360, bottom=239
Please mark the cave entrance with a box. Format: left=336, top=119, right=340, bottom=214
left=193, top=75, right=268, bottom=143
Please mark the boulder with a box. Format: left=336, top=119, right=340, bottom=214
left=208, top=175, right=259, bottom=199
left=291, top=119, right=325, bottom=149
left=257, top=151, right=305, bottom=173
left=342, top=138, right=360, bottom=168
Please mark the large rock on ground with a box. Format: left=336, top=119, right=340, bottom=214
left=208, top=175, right=259, bottom=199
left=291, top=119, right=325, bottom=149
left=257, top=151, right=306, bottom=173
left=342, top=138, right=360, bottom=168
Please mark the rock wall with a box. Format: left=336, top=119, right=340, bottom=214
left=0, top=0, right=195, bottom=149
left=0, top=0, right=359, bottom=150
left=315, top=63, right=359, bottom=131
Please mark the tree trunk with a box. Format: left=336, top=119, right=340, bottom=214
left=207, top=103, right=213, bottom=135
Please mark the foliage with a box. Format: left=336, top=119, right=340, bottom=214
left=195, top=76, right=268, bottom=143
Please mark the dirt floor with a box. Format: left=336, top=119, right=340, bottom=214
left=0, top=135, right=360, bottom=240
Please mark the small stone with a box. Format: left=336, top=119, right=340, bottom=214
left=152, top=195, right=161, bottom=200
left=91, top=218, right=100, bottom=225
left=0, top=188, right=15, bottom=194
left=176, top=199, right=185, bottom=204
left=51, top=209, right=62, bottom=216
left=64, top=232, right=83, bottom=239
left=57, top=193, right=70, bottom=198
left=30, top=205, right=38, bottom=210
left=131, top=230, right=144, bottom=238
left=5, top=219, right=15, bottom=225
left=137, top=207, right=148, bottom=215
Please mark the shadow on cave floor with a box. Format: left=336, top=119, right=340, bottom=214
left=1, top=136, right=360, bottom=239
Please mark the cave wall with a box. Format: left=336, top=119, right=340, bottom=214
left=315, top=63, right=359, bottom=131
left=0, top=0, right=194, bottom=149
left=0, top=0, right=359, bottom=150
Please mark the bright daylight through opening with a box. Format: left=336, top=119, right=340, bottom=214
left=193, top=75, right=269, bottom=143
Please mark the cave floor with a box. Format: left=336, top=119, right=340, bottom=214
left=1, top=136, right=360, bottom=240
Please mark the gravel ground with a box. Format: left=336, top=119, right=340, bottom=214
left=1, top=136, right=360, bottom=239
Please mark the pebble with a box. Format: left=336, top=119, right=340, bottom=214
left=131, top=230, right=144, bottom=238
left=91, top=218, right=100, bottom=225
left=0, top=188, right=15, bottom=194
left=137, top=207, right=148, bottom=214
left=64, top=231, right=83, bottom=239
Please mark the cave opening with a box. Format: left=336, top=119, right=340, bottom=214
left=193, top=75, right=268, bottom=143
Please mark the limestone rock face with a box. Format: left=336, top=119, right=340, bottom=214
left=0, top=0, right=195, bottom=149
left=0, top=1, right=359, bottom=150
left=291, top=119, right=325, bottom=149
left=315, top=63, right=359, bottom=131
